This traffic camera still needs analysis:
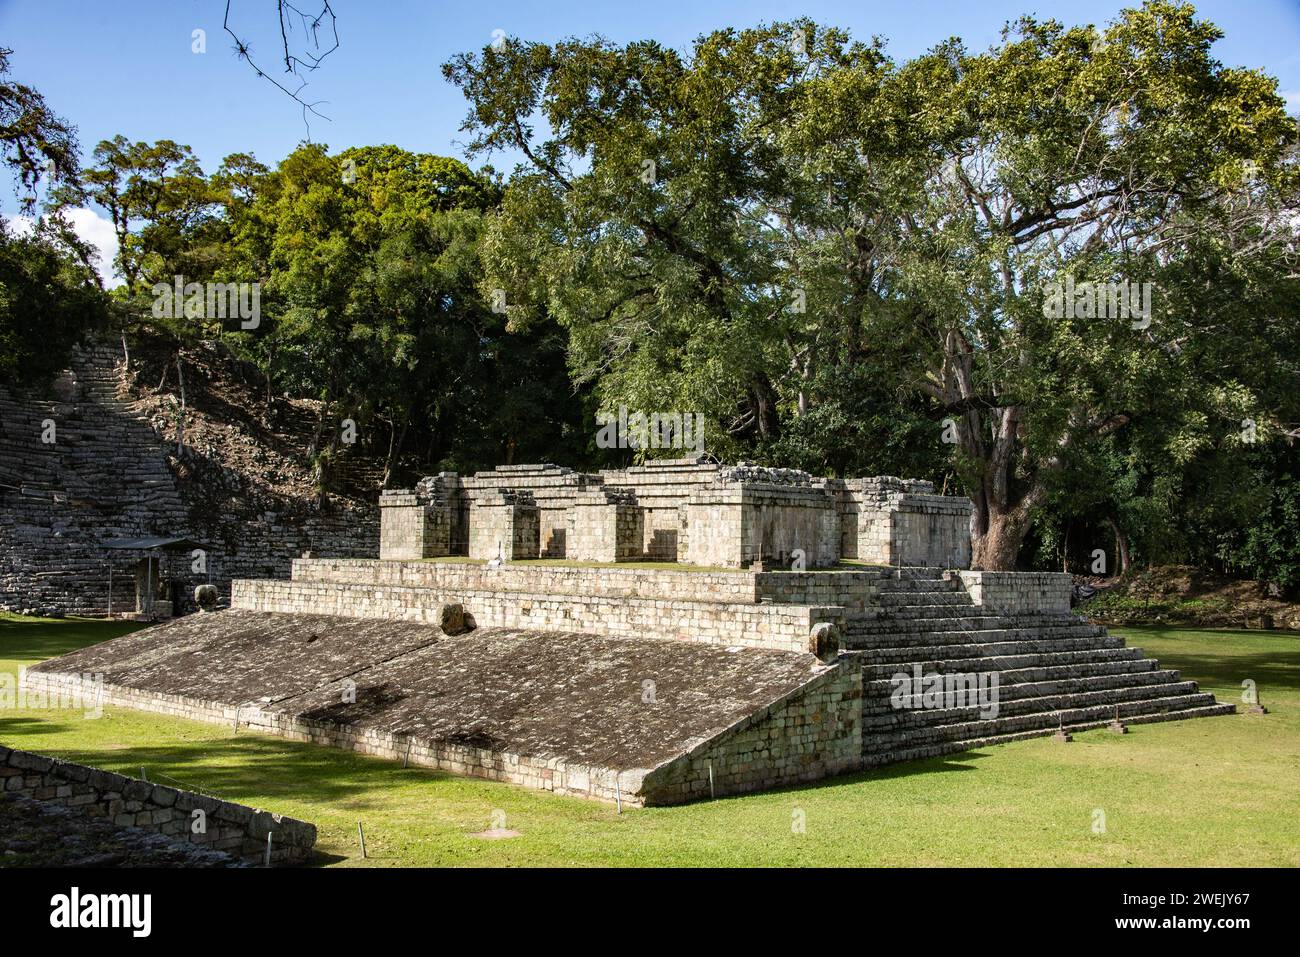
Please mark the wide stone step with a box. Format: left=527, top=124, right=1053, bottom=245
left=860, top=704, right=1237, bottom=766
left=848, top=613, right=1091, bottom=634
left=877, top=591, right=974, bottom=608
left=862, top=693, right=1228, bottom=756
left=857, top=634, right=1127, bottom=663
left=862, top=680, right=1202, bottom=726
left=844, top=623, right=1107, bottom=649
left=858, top=646, right=1149, bottom=679
left=863, top=668, right=1184, bottom=705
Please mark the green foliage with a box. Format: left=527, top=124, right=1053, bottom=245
left=0, top=48, right=79, bottom=213
left=445, top=1, right=1300, bottom=569
left=0, top=217, right=108, bottom=386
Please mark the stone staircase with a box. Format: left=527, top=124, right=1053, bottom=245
left=845, top=567, right=1235, bottom=766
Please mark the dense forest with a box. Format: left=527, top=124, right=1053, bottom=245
left=1, top=1, right=1298, bottom=585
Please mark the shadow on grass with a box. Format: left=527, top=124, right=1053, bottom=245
left=4, top=724, right=463, bottom=812
left=1126, top=646, right=1300, bottom=698
left=0, top=616, right=147, bottom=664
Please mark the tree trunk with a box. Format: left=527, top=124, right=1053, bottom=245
left=174, top=354, right=186, bottom=457
left=970, top=489, right=1037, bottom=570
left=382, top=416, right=408, bottom=490
left=1107, top=515, right=1131, bottom=576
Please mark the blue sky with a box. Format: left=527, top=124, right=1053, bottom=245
left=3, top=0, right=1298, bottom=278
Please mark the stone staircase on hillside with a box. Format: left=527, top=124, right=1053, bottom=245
left=846, top=567, right=1235, bottom=766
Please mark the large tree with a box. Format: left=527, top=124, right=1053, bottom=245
left=446, top=0, right=1299, bottom=568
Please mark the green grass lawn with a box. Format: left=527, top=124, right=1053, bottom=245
left=2, top=612, right=1298, bottom=866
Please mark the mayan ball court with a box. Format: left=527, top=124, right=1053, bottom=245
left=27, top=458, right=1233, bottom=806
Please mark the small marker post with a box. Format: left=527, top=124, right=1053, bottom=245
left=1052, top=714, right=1073, bottom=743
left=1107, top=705, right=1128, bottom=734
left=708, top=761, right=715, bottom=800
left=357, top=821, right=367, bottom=859
left=265, top=832, right=272, bottom=867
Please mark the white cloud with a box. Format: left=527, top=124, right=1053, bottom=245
left=64, top=207, right=122, bottom=288
left=5, top=207, right=122, bottom=288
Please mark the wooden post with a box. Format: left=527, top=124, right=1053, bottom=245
left=357, top=821, right=367, bottom=859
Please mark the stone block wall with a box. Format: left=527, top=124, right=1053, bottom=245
left=292, top=556, right=763, bottom=601
left=685, top=481, right=840, bottom=569
left=462, top=464, right=600, bottom=558
left=467, top=490, right=540, bottom=560
left=640, top=657, right=863, bottom=804
left=566, top=489, right=645, bottom=563
left=0, top=744, right=315, bottom=864
left=378, top=460, right=976, bottom=572
left=599, top=457, right=721, bottom=559
left=234, top=576, right=846, bottom=653
left=947, top=570, right=1071, bottom=615
left=837, top=477, right=972, bottom=568
left=379, top=493, right=448, bottom=560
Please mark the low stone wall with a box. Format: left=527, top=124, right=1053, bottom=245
left=233, top=577, right=841, bottom=653
left=293, top=557, right=764, bottom=602
left=0, top=743, right=316, bottom=864
left=948, top=570, right=1072, bottom=615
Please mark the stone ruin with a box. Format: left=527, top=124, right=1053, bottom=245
left=28, top=457, right=1235, bottom=807
left=379, top=457, right=975, bottom=570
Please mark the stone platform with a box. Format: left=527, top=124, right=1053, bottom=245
left=27, top=556, right=1234, bottom=806
left=26, top=611, right=861, bottom=806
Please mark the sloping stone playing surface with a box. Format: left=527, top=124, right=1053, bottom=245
left=32, top=610, right=835, bottom=772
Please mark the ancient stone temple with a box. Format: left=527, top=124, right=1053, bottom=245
left=377, top=457, right=974, bottom=570
left=28, top=457, right=1234, bottom=807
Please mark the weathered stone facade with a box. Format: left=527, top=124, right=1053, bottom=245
left=467, top=489, right=541, bottom=560
left=565, top=488, right=645, bottom=563
left=378, top=458, right=974, bottom=570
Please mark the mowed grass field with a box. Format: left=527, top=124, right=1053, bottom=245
left=2, top=612, right=1298, bottom=866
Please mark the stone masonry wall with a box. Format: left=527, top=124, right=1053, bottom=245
left=640, top=656, right=863, bottom=804
left=566, top=489, right=644, bottom=563
left=948, top=570, right=1072, bottom=615
left=685, top=482, right=840, bottom=568
left=0, top=743, right=315, bottom=864
left=234, top=576, right=843, bottom=653
left=836, top=477, right=973, bottom=568
left=467, top=492, right=540, bottom=560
